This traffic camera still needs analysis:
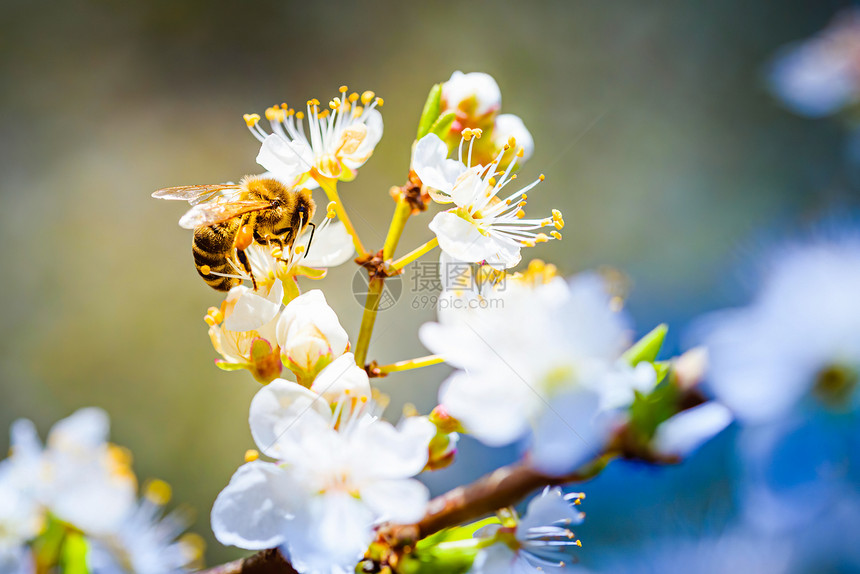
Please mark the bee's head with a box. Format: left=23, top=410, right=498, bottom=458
left=295, top=188, right=316, bottom=228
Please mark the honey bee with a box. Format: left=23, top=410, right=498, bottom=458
left=153, top=175, right=316, bottom=291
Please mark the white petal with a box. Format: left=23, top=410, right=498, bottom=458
left=276, top=290, right=349, bottom=358
left=211, top=461, right=299, bottom=550
left=299, top=221, right=355, bottom=268
left=470, top=545, right=521, bottom=574
left=429, top=211, right=521, bottom=268
left=412, top=134, right=464, bottom=196
left=529, top=389, right=615, bottom=477
left=519, top=487, right=584, bottom=535
left=351, top=416, right=434, bottom=479
left=310, top=353, right=371, bottom=401
left=47, top=408, right=109, bottom=451
left=493, top=114, right=534, bottom=161
left=285, top=493, right=373, bottom=573
left=342, top=108, right=384, bottom=169
left=653, top=402, right=732, bottom=457
left=249, top=379, right=331, bottom=458
left=359, top=478, right=429, bottom=523
left=442, top=71, right=502, bottom=116
left=439, top=371, right=534, bottom=447
left=256, top=134, right=313, bottom=183
left=225, top=289, right=282, bottom=332
left=9, top=419, right=42, bottom=461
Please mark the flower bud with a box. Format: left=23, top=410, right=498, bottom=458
left=441, top=71, right=502, bottom=124
left=275, top=290, right=349, bottom=386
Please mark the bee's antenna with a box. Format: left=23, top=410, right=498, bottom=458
left=304, top=221, right=316, bottom=258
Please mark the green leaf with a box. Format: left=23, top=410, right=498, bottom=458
left=417, top=83, right=443, bottom=140
left=429, top=111, right=457, bottom=139
left=622, top=324, right=668, bottom=366
left=59, top=531, right=89, bottom=574
left=628, top=379, right=679, bottom=440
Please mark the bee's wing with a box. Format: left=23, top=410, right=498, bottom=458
left=152, top=184, right=244, bottom=205
left=178, top=200, right=273, bottom=229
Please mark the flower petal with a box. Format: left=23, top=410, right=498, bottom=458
left=299, top=221, right=355, bottom=268
left=211, top=461, right=299, bottom=550
left=310, top=353, right=371, bottom=402
left=256, top=134, right=314, bottom=183
left=653, top=402, right=732, bottom=457
left=412, top=134, right=465, bottom=196
left=359, top=478, right=429, bottom=523
left=249, top=379, right=331, bottom=458
left=429, top=211, right=521, bottom=268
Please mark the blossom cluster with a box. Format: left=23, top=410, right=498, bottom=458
left=0, top=408, right=201, bottom=574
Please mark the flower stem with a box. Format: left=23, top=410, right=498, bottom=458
left=374, top=355, right=444, bottom=375
left=314, top=175, right=367, bottom=258
left=382, top=198, right=413, bottom=260
left=391, top=237, right=439, bottom=271
left=353, top=276, right=385, bottom=368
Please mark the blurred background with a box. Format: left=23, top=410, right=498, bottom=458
left=1, top=0, right=858, bottom=567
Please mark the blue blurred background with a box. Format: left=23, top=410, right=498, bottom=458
left=2, top=0, right=859, bottom=567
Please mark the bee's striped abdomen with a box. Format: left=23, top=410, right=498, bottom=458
left=192, top=221, right=241, bottom=292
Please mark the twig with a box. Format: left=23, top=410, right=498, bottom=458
left=198, top=548, right=296, bottom=574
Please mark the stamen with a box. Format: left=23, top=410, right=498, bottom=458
left=243, top=113, right=260, bottom=126
left=244, top=449, right=260, bottom=462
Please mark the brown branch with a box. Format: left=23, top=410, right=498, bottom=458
left=199, top=548, right=296, bottom=574
left=375, top=456, right=611, bottom=548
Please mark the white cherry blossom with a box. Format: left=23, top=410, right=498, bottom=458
left=422, top=271, right=650, bottom=474
left=246, top=87, right=384, bottom=183
left=441, top=71, right=502, bottom=119
left=470, top=488, right=584, bottom=574
left=413, top=132, right=562, bottom=268
left=698, top=237, right=860, bottom=424
left=211, top=380, right=434, bottom=574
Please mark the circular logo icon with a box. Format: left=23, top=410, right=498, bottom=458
left=352, top=268, right=402, bottom=311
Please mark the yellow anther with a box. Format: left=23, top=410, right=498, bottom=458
left=538, top=174, right=546, bottom=181
left=516, top=147, right=525, bottom=158
left=265, top=106, right=278, bottom=121
left=329, top=99, right=340, bottom=110
left=318, top=109, right=330, bottom=119
left=339, top=85, right=349, bottom=93
left=488, top=177, right=497, bottom=187
left=511, top=174, right=518, bottom=179
left=179, top=533, right=206, bottom=559
left=575, top=540, right=582, bottom=547
left=535, top=233, right=550, bottom=243
left=521, top=239, right=536, bottom=247
left=552, top=209, right=562, bottom=220
left=508, top=136, right=517, bottom=147
left=516, top=209, right=526, bottom=219
left=243, top=113, right=260, bottom=126
left=360, top=395, right=368, bottom=403
left=522, top=194, right=528, bottom=200
left=287, top=108, right=295, bottom=116
left=200, top=264, right=211, bottom=276
left=280, top=102, right=289, bottom=109
left=144, top=478, right=173, bottom=505
left=472, top=128, right=482, bottom=138
left=360, top=91, right=375, bottom=105
left=294, top=245, right=305, bottom=255
left=402, top=403, right=419, bottom=417
left=375, top=97, right=384, bottom=107
left=204, top=315, right=215, bottom=326
left=349, top=92, right=359, bottom=102
left=244, top=449, right=260, bottom=463
left=551, top=231, right=562, bottom=240
left=554, top=219, right=565, bottom=230
left=296, top=111, right=305, bottom=120
left=505, top=199, right=512, bottom=205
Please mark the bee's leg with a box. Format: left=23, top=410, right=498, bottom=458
left=235, top=248, right=257, bottom=291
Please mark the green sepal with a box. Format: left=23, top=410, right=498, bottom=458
left=417, top=83, right=443, bottom=140
left=32, top=515, right=67, bottom=570
left=214, top=360, right=249, bottom=372
left=399, top=518, right=500, bottom=574
left=416, top=517, right=501, bottom=550
left=429, top=111, right=457, bottom=139
left=628, top=379, right=680, bottom=440
left=59, top=531, right=90, bottom=574
left=622, top=324, right=668, bottom=366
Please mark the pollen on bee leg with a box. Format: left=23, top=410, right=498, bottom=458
left=244, top=449, right=260, bottom=463
left=200, top=264, right=211, bottom=276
